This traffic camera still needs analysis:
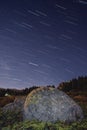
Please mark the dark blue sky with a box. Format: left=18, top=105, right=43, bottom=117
left=0, top=0, right=87, bottom=89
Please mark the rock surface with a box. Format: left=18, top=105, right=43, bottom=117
left=23, top=87, right=84, bottom=123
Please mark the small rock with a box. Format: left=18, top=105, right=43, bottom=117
left=3, top=96, right=26, bottom=112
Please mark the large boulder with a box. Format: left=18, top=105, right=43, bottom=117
left=23, top=87, right=84, bottom=123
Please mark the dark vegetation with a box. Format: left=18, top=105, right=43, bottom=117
left=58, top=76, right=87, bottom=92
left=0, top=76, right=87, bottom=129
left=0, top=86, right=39, bottom=97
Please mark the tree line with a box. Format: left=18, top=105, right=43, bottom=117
left=0, top=76, right=87, bottom=96
left=0, top=86, right=39, bottom=97
left=0, top=85, right=55, bottom=97
left=58, top=76, right=87, bottom=92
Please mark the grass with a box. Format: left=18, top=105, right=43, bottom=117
left=0, top=96, right=15, bottom=107
left=1, top=119, right=87, bottom=130
left=0, top=107, right=23, bottom=128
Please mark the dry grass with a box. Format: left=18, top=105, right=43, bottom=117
left=73, top=95, right=87, bottom=102
left=0, top=96, right=15, bottom=107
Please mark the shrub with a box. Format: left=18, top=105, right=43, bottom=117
left=0, top=108, right=23, bottom=128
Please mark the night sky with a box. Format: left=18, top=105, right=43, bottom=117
left=0, top=0, right=87, bottom=89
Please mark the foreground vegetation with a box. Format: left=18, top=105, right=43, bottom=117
left=1, top=119, right=87, bottom=130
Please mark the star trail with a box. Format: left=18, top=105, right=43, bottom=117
left=0, top=0, right=87, bottom=88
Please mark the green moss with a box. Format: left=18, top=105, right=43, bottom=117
left=1, top=119, right=87, bottom=130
